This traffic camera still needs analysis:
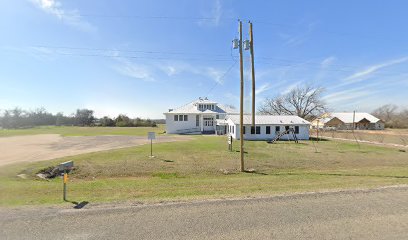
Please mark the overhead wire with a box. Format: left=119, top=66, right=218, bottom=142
left=205, top=60, right=238, bottom=96
left=3, top=45, right=408, bottom=77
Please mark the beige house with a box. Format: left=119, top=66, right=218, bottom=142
left=311, top=112, right=385, bottom=130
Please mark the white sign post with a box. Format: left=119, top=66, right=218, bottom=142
left=228, top=135, right=233, bottom=151
left=148, top=132, right=156, bottom=157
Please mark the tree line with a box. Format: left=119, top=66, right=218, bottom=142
left=0, top=107, right=158, bottom=129
left=257, top=85, right=407, bottom=128
left=371, top=104, right=408, bottom=128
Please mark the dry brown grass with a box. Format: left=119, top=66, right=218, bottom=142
left=313, top=129, right=408, bottom=146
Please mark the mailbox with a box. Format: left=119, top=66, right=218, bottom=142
left=59, top=161, right=74, bottom=171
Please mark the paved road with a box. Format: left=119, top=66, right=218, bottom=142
left=1, top=186, right=408, bottom=240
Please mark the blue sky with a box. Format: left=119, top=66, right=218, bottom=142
left=1, top=0, right=407, bottom=119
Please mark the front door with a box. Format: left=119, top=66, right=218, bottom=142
left=203, top=117, right=214, bottom=131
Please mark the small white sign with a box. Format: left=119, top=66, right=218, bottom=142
left=148, top=132, right=156, bottom=140
left=227, top=136, right=232, bottom=144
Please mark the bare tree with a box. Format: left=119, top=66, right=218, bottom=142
left=372, top=104, right=398, bottom=122
left=258, top=85, right=327, bottom=120
left=372, top=104, right=408, bottom=128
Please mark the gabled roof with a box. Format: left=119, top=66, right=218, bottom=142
left=327, top=112, right=381, bottom=124
left=164, top=98, right=239, bottom=114
left=227, top=115, right=310, bottom=125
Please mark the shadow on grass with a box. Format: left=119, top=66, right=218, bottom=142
left=154, top=156, right=175, bottom=163
left=309, top=137, right=330, bottom=142
left=65, top=200, right=89, bottom=209
left=235, top=150, right=249, bottom=154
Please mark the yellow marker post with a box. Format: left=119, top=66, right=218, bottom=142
left=63, top=171, right=68, bottom=201
left=59, top=161, right=73, bottom=202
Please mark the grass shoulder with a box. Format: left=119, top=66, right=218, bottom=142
left=1, top=136, right=407, bottom=207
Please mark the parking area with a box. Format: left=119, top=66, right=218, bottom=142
left=0, top=134, right=191, bottom=167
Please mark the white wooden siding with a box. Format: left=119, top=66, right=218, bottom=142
left=226, top=119, right=309, bottom=140
left=165, top=114, right=200, bottom=134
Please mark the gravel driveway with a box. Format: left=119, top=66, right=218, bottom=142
left=0, top=134, right=192, bottom=167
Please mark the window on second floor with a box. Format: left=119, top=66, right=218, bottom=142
left=174, top=115, right=178, bottom=121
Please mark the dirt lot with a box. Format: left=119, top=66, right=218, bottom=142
left=312, top=128, right=408, bottom=146
left=0, top=134, right=192, bottom=167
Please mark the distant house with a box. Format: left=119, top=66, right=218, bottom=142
left=164, top=98, right=238, bottom=134
left=226, top=115, right=310, bottom=140
left=311, top=112, right=385, bottom=130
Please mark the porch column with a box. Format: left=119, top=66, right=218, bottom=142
left=200, top=114, right=204, bottom=132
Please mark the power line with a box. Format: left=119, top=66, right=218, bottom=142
left=206, top=60, right=238, bottom=96
left=25, top=45, right=406, bottom=74
left=56, top=13, right=238, bottom=21
left=31, top=45, right=231, bottom=57
left=3, top=49, right=235, bottom=62
left=255, top=60, right=408, bottom=77
left=3, top=45, right=408, bottom=77
left=50, top=13, right=406, bottom=40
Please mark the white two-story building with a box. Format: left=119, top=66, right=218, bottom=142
left=164, top=98, right=311, bottom=141
left=164, top=98, right=238, bottom=134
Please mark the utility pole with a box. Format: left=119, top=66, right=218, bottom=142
left=238, top=20, right=245, bottom=172
left=249, top=21, right=256, bottom=129
left=353, top=110, right=356, bottom=130
left=352, top=110, right=360, bottom=148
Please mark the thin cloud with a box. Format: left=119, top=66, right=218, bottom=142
left=29, top=0, right=96, bottom=32
left=225, top=92, right=239, bottom=101
left=206, top=67, right=225, bottom=84
left=113, top=57, right=156, bottom=82
left=198, top=0, right=223, bottom=27
left=280, top=22, right=316, bottom=47
left=321, top=56, right=336, bottom=68
left=344, top=56, right=408, bottom=83
left=282, top=81, right=302, bottom=94
left=322, top=86, right=377, bottom=104
left=159, top=61, right=230, bottom=85
left=255, top=83, right=271, bottom=95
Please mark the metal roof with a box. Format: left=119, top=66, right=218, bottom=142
left=227, top=115, right=310, bottom=125
left=164, top=98, right=239, bottom=114
left=328, top=112, right=381, bottom=123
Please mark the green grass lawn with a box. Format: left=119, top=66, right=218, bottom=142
left=1, top=136, right=407, bottom=206
left=0, top=125, right=165, bottom=137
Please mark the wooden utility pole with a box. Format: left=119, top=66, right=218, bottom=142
left=352, top=110, right=360, bottom=148
left=239, top=20, right=245, bottom=172
left=249, top=21, right=256, bottom=128
left=353, top=110, right=356, bottom=130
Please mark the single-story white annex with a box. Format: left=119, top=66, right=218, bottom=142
left=226, top=115, right=310, bottom=140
